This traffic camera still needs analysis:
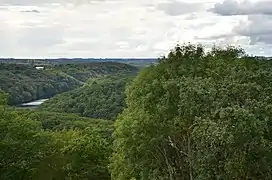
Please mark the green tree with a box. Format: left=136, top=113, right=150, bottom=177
left=1, top=101, right=114, bottom=180
left=0, top=110, right=44, bottom=179
left=60, top=129, right=112, bottom=180
left=111, top=44, right=272, bottom=180
left=0, top=110, right=113, bottom=180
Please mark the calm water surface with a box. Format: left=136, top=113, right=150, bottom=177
left=20, top=99, right=49, bottom=107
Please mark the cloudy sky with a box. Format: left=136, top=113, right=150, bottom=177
left=0, top=0, right=271, bottom=58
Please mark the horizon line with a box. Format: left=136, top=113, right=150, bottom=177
left=0, top=57, right=159, bottom=60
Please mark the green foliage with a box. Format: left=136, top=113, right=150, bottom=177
left=12, top=108, right=113, bottom=131
left=3, top=43, right=272, bottom=180
left=59, top=129, right=112, bottom=180
left=0, top=108, right=113, bottom=179
left=0, top=62, right=138, bottom=179
left=0, top=90, right=8, bottom=105
left=0, top=63, right=138, bottom=105
left=111, top=44, right=272, bottom=179
left=40, top=73, right=136, bottom=120
left=53, top=62, right=138, bottom=82
left=0, top=109, right=44, bottom=179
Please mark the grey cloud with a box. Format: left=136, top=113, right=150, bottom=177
left=0, top=30, right=12, bottom=54
left=233, top=15, right=272, bottom=45
left=189, top=22, right=215, bottom=30
left=21, top=9, right=40, bottom=13
left=0, top=6, right=8, bottom=10
left=185, top=13, right=199, bottom=20
left=0, top=0, right=112, bottom=6
left=18, top=26, right=65, bottom=49
left=209, top=0, right=272, bottom=16
left=0, top=0, right=50, bottom=6
left=195, top=34, right=238, bottom=47
left=210, top=0, right=272, bottom=45
left=245, top=44, right=272, bottom=56
left=157, top=1, right=202, bottom=16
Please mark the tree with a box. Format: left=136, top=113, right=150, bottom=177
left=60, top=129, right=112, bottom=180
left=111, top=44, right=272, bottom=179
left=1, top=98, right=114, bottom=179
left=0, top=110, right=45, bottom=179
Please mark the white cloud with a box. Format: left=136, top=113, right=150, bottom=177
left=0, top=0, right=271, bottom=58
left=210, top=0, right=272, bottom=16
left=210, top=0, right=272, bottom=49
left=157, top=1, right=204, bottom=16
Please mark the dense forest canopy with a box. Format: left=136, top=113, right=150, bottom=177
left=1, top=94, right=113, bottom=180
left=40, top=73, right=136, bottom=120
left=1, top=44, right=272, bottom=179
left=0, top=62, right=138, bottom=105
left=11, top=109, right=113, bottom=131
left=111, top=44, right=272, bottom=180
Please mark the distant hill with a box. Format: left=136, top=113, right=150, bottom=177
left=0, top=62, right=138, bottom=105
left=40, top=73, right=136, bottom=120
left=0, top=58, right=158, bottom=67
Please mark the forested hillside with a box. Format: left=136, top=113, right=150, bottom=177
left=40, top=73, right=136, bottom=120
left=1, top=44, right=272, bottom=179
left=0, top=62, right=138, bottom=105
left=11, top=108, right=112, bottom=131
left=0, top=92, right=113, bottom=180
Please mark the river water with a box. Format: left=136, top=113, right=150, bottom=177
left=20, top=99, right=49, bottom=107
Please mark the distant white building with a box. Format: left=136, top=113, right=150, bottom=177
left=35, top=66, right=44, bottom=70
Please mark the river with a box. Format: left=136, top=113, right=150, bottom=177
left=20, top=99, right=49, bottom=108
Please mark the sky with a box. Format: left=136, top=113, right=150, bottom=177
left=0, top=0, right=271, bottom=58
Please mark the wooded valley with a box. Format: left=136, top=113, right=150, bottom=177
left=1, top=44, right=272, bottom=179
left=0, top=62, right=138, bottom=105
